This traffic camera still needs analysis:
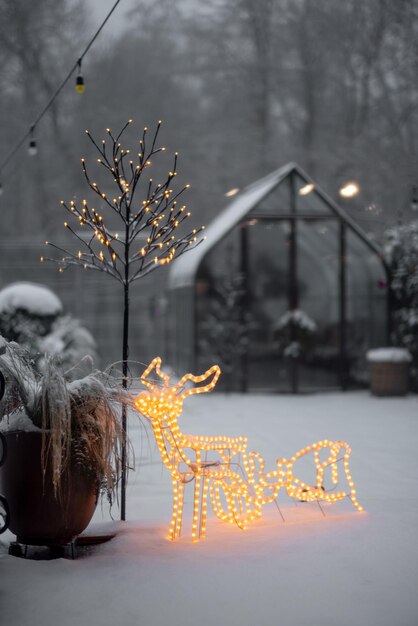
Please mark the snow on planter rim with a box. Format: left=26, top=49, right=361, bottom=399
left=0, top=411, right=41, bottom=433
left=366, top=347, right=412, bottom=363
left=0, top=282, right=63, bottom=316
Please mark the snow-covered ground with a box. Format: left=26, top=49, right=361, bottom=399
left=1, top=391, right=418, bottom=626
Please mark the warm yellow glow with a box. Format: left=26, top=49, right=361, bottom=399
left=134, top=359, right=363, bottom=542
left=225, top=187, right=240, bottom=197
left=75, top=78, right=85, bottom=94
left=339, top=181, right=360, bottom=198
left=298, top=183, right=315, bottom=196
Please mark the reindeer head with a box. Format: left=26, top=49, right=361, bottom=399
left=134, top=357, right=221, bottom=427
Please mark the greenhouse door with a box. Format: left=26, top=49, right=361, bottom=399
left=296, top=219, right=341, bottom=391
left=244, top=218, right=342, bottom=392
left=244, top=220, right=291, bottom=391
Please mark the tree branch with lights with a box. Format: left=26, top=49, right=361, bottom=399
left=44, top=120, right=205, bottom=519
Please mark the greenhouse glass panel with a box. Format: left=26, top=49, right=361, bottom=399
left=195, top=228, right=242, bottom=387
left=346, top=230, right=387, bottom=383
left=246, top=221, right=289, bottom=391
left=249, top=181, right=291, bottom=217
left=297, top=219, right=341, bottom=389
left=167, top=163, right=388, bottom=392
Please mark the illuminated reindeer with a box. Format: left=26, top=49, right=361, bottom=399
left=134, top=358, right=363, bottom=541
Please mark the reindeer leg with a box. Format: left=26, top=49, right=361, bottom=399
left=342, top=449, right=364, bottom=512
left=192, top=474, right=202, bottom=542
left=176, top=481, right=185, bottom=537
left=169, top=477, right=184, bottom=540
left=199, top=477, right=209, bottom=539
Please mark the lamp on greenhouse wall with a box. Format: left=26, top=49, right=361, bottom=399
left=298, top=183, right=315, bottom=196
left=339, top=181, right=360, bottom=198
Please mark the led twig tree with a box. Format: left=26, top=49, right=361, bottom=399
left=45, top=120, right=204, bottom=519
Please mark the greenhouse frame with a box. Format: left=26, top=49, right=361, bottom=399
left=168, top=163, right=389, bottom=392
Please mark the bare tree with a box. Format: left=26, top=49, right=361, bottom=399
left=45, top=120, right=204, bottom=519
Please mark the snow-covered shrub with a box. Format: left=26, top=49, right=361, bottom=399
left=385, top=221, right=418, bottom=388
left=0, top=282, right=62, bottom=349
left=38, top=315, right=97, bottom=375
left=272, top=309, right=317, bottom=359
left=0, top=282, right=97, bottom=377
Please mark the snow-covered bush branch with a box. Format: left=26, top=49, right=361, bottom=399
left=272, top=309, right=317, bottom=359
left=385, top=220, right=418, bottom=387
left=0, top=282, right=97, bottom=377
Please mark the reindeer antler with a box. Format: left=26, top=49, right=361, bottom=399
left=173, top=365, right=221, bottom=399
left=140, top=356, right=171, bottom=391
left=140, top=358, right=221, bottom=399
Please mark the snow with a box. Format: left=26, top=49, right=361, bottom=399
left=273, top=308, right=318, bottom=332
left=1, top=390, right=418, bottom=626
left=0, top=282, right=63, bottom=316
left=366, top=347, right=412, bottom=363
left=169, top=164, right=294, bottom=289
left=168, top=162, right=383, bottom=291
left=0, top=410, right=41, bottom=433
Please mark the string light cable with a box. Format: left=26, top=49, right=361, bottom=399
left=0, top=0, right=122, bottom=182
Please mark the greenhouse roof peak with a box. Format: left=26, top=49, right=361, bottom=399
left=169, top=162, right=384, bottom=289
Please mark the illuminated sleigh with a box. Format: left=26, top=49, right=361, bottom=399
left=134, top=358, right=363, bottom=541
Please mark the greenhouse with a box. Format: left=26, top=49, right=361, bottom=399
left=168, top=163, right=389, bottom=392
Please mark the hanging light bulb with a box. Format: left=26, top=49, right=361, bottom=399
left=28, top=127, right=37, bottom=156
left=75, top=59, right=85, bottom=94
left=298, top=183, right=315, bottom=196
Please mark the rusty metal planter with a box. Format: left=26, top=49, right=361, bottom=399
left=0, top=430, right=98, bottom=546
left=369, top=361, right=409, bottom=396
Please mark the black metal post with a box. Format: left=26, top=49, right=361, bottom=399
left=339, top=221, right=347, bottom=390
left=288, top=173, right=298, bottom=393
left=384, top=261, right=393, bottom=345
left=120, top=195, right=131, bottom=521
left=120, top=281, right=129, bottom=521
left=240, top=224, right=249, bottom=392
left=0, top=376, right=10, bottom=536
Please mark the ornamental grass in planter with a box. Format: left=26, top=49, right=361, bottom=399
left=0, top=338, right=131, bottom=547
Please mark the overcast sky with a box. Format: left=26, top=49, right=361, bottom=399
left=85, top=0, right=136, bottom=36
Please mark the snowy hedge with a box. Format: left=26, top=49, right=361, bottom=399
left=385, top=221, right=418, bottom=388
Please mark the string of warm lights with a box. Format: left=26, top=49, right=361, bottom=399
left=0, top=0, right=122, bottom=193
left=44, top=121, right=205, bottom=282
left=134, top=357, right=363, bottom=542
